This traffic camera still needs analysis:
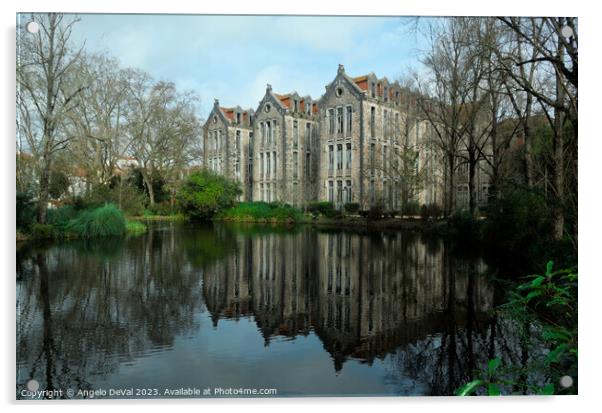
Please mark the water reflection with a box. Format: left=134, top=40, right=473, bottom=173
left=16, top=223, right=516, bottom=398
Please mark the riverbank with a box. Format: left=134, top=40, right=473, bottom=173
left=16, top=204, right=148, bottom=242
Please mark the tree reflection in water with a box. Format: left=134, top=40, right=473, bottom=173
left=17, top=222, right=528, bottom=398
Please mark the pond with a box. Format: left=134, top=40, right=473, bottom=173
left=16, top=222, right=522, bottom=398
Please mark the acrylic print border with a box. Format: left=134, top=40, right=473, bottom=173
left=12, top=3, right=575, bottom=402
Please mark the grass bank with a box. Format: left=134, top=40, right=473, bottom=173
left=216, top=202, right=303, bottom=224
left=17, top=203, right=147, bottom=241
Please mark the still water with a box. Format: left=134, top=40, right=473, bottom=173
left=16, top=222, right=517, bottom=398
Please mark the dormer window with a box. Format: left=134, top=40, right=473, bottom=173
left=370, top=83, right=376, bottom=98
left=335, top=87, right=344, bottom=97
left=236, top=112, right=241, bottom=124
left=264, top=103, right=271, bottom=113
left=294, top=100, right=298, bottom=112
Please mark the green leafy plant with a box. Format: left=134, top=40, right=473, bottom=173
left=176, top=170, right=241, bottom=221
left=456, top=262, right=577, bottom=396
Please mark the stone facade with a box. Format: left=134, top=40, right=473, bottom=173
left=203, top=100, right=254, bottom=201
left=203, top=65, right=491, bottom=211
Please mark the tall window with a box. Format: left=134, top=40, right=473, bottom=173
left=370, top=83, right=375, bottom=98
left=260, top=122, right=266, bottom=146
left=293, top=151, right=298, bottom=179
left=218, top=130, right=223, bottom=149
left=345, top=180, right=352, bottom=203
left=328, top=181, right=334, bottom=202
left=305, top=152, right=311, bottom=177
left=328, top=145, right=334, bottom=173
left=305, top=122, right=311, bottom=146
left=370, top=107, right=375, bottom=138
left=328, top=108, right=335, bottom=135
left=383, top=110, right=388, bottom=138
left=293, top=121, right=299, bottom=148
left=266, top=152, right=271, bottom=176
left=260, top=153, right=264, bottom=178
left=346, top=106, right=352, bottom=136
left=383, top=145, right=388, bottom=174
left=272, top=151, right=277, bottom=178
left=336, top=180, right=343, bottom=205
left=260, top=183, right=264, bottom=201
left=236, top=130, right=241, bottom=152
left=337, top=144, right=343, bottom=170
left=395, top=113, right=400, bottom=141
left=266, top=121, right=271, bottom=145
left=384, top=86, right=388, bottom=102
left=267, top=183, right=271, bottom=202
left=346, top=143, right=352, bottom=170
left=370, top=143, right=375, bottom=175
left=336, top=107, right=343, bottom=134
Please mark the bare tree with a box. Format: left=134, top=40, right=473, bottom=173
left=17, top=13, right=85, bottom=223
left=496, top=17, right=578, bottom=241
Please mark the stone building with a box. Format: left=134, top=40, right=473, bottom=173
left=250, top=85, right=320, bottom=206
left=203, top=64, right=491, bottom=211
left=203, top=100, right=255, bottom=200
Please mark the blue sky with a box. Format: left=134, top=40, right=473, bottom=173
left=70, top=14, right=426, bottom=118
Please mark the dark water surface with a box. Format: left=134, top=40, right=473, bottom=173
left=17, top=222, right=521, bottom=398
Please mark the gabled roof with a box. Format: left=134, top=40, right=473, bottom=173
left=207, top=99, right=254, bottom=128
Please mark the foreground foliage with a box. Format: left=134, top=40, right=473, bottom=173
left=457, top=262, right=577, bottom=395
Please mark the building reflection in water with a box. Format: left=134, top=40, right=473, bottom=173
left=202, top=225, right=495, bottom=374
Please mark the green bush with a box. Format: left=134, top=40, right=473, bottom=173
left=218, top=202, right=302, bottom=222
left=149, top=201, right=176, bottom=216
left=366, top=204, right=385, bottom=220
left=126, top=220, right=147, bottom=235
left=31, top=223, right=54, bottom=239
left=47, top=205, right=79, bottom=230
left=307, top=201, right=341, bottom=218
left=16, top=191, right=36, bottom=232
left=343, top=202, right=360, bottom=214
left=421, top=203, right=442, bottom=220
left=483, top=188, right=552, bottom=255
left=66, top=203, right=126, bottom=238
left=449, top=210, right=480, bottom=241
left=177, top=170, right=242, bottom=221
left=401, top=201, right=420, bottom=216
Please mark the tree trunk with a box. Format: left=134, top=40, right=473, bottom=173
left=37, top=157, right=52, bottom=224
left=468, top=151, right=477, bottom=216
left=447, top=153, right=456, bottom=217
left=552, top=24, right=566, bottom=241
left=142, top=171, right=155, bottom=207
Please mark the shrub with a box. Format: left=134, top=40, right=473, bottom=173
left=83, top=182, right=147, bottom=216
left=126, top=220, right=147, bottom=235
left=367, top=204, right=385, bottom=220
left=343, top=202, right=360, bottom=214
left=421, top=203, right=442, bottom=220
left=47, top=205, right=79, bottom=230
left=218, top=202, right=303, bottom=222
left=449, top=210, right=480, bottom=241
left=483, top=188, right=552, bottom=255
left=307, top=201, right=341, bottom=218
left=401, top=201, right=420, bottom=216
left=177, top=170, right=242, bottom=221
left=66, top=203, right=126, bottom=238
left=16, top=191, right=36, bottom=232
left=31, top=223, right=54, bottom=239
left=149, top=201, right=176, bottom=216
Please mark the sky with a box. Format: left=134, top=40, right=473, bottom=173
left=68, top=14, right=427, bottom=118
